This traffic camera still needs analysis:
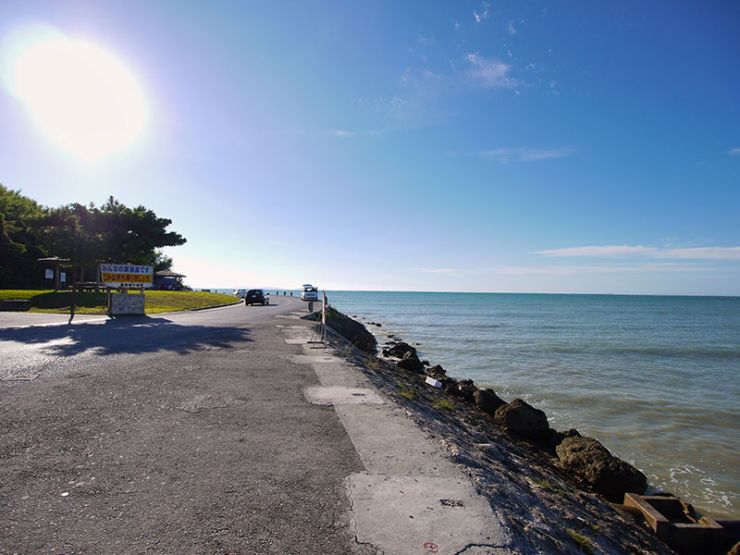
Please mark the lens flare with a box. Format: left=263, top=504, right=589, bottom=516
left=1, top=24, right=148, bottom=161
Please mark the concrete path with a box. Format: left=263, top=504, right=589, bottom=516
left=0, top=299, right=511, bottom=554
left=280, top=324, right=511, bottom=554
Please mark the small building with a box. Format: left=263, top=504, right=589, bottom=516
left=154, top=270, right=186, bottom=290
left=37, top=256, right=71, bottom=290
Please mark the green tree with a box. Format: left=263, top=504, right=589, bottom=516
left=0, top=214, right=27, bottom=288
left=1, top=187, right=187, bottom=287
left=37, top=204, right=103, bottom=282
left=0, top=185, right=46, bottom=287
left=38, top=198, right=186, bottom=282
left=152, top=250, right=174, bottom=272
left=120, top=203, right=186, bottom=262
left=96, top=197, right=186, bottom=265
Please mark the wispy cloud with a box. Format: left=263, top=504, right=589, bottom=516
left=729, top=147, right=740, bottom=156
left=416, top=268, right=463, bottom=274
left=655, top=247, right=740, bottom=260
left=478, top=146, right=574, bottom=164
left=538, top=245, right=657, bottom=257
left=332, top=129, right=355, bottom=138
left=416, top=35, right=434, bottom=47
left=537, top=245, right=740, bottom=260
left=473, top=2, right=490, bottom=23
left=465, top=53, right=518, bottom=89
left=498, top=263, right=709, bottom=276
left=506, top=20, right=517, bottom=35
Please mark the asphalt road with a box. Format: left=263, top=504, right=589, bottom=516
left=0, top=297, right=367, bottom=554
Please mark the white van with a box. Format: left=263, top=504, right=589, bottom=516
left=300, top=284, right=319, bottom=302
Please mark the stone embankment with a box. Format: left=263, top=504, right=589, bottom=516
left=377, top=339, right=648, bottom=504
left=316, top=307, right=739, bottom=554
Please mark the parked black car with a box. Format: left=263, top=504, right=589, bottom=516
left=244, top=289, right=269, bottom=306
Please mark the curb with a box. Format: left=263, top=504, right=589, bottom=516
left=187, top=301, right=242, bottom=311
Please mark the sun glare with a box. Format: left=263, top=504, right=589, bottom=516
left=1, top=24, right=148, bottom=161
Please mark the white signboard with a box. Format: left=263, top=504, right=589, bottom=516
left=60, top=272, right=66, bottom=283
left=110, top=293, right=146, bottom=315
left=45, top=269, right=54, bottom=279
left=100, top=263, right=153, bottom=288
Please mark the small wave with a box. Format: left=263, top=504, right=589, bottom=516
left=601, top=345, right=740, bottom=360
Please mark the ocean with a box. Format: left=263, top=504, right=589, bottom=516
left=325, top=291, right=740, bottom=519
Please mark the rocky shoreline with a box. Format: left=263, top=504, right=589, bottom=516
left=312, top=306, right=739, bottom=554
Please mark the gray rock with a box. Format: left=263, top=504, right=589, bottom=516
left=452, top=379, right=477, bottom=402
left=396, top=352, right=425, bottom=373
left=474, top=388, right=505, bottom=415
left=556, top=436, right=647, bottom=502
left=494, top=398, right=550, bottom=439
left=442, top=377, right=458, bottom=394
left=382, top=342, right=417, bottom=359
left=425, top=364, right=446, bottom=379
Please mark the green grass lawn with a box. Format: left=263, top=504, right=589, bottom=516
left=0, top=290, right=239, bottom=314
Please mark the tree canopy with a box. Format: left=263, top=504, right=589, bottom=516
left=0, top=185, right=186, bottom=288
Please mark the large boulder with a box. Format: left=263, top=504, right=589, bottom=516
left=425, top=364, right=447, bottom=379
left=494, top=398, right=550, bottom=439
left=396, top=351, right=425, bottom=373
left=449, top=379, right=477, bottom=402
left=442, top=377, right=458, bottom=395
left=556, top=436, right=647, bottom=502
left=383, top=342, right=417, bottom=359
left=474, top=388, right=505, bottom=415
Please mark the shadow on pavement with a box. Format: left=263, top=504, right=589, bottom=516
left=0, top=316, right=253, bottom=357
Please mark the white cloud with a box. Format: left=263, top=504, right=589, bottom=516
left=507, top=20, right=517, bottom=35
left=729, top=147, right=740, bottom=156
left=538, top=245, right=657, bottom=257
left=537, top=245, right=740, bottom=260
left=332, top=129, right=354, bottom=138
left=478, top=146, right=574, bottom=164
left=465, top=53, right=517, bottom=89
left=473, top=5, right=490, bottom=24
left=497, top=263, right=707, bottom=276
left=655, top=247, right=740, bottom=260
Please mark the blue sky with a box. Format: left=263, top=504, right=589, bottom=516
left=1, top=1, right=739, bottom=294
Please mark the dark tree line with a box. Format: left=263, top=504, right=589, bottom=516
left=0, top=184, right=186, bottom=288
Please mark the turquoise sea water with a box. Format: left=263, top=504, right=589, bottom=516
left=327, top=291, right=740, bottom=519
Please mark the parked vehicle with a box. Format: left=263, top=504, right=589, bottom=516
left=234, top=289, right=247, bottom=298
left=245, top=289, right=269, bottom=306
left=301, top=284, right=319, bottom=302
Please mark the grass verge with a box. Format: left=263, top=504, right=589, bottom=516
left=566, top=529, right=594, bottom=554
left=0, top=290, right=239, bottom=315
left=398, top=387, right=418, bottom=401
left=432, top=398, right=455, bottom=411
